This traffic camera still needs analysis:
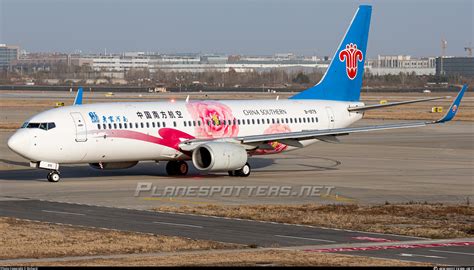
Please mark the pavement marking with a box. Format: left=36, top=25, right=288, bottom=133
left=41, top=210, right=85, bottom=216
left=275, top=235, right=336, bottom=243
left=152, top=221, right=203, bottom=229
left=304, top=241, right=474, bottom=253
left=399, top=253, right=445, bottom=259
left=429, top=249, right=474, bottom=256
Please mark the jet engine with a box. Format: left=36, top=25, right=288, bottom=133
left=89, top=161, right=138, bottom=170
left=192, top=142, right=247, bottom=171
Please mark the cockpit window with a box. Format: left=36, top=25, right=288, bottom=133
left=22, top=122, right=56, bottom=130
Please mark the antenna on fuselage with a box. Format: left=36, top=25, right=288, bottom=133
left=185, top=95, right=190, bottom=103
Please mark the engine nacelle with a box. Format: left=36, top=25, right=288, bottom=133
left=89, top=161, right=138, bottom=170
left=192, top=142, right=247, bottom=172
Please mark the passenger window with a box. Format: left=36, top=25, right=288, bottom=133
left=197, top=121, right=201, bottom=126
left=152, top=122, right=155, bottom=128
left=141, top=123, right=144, bottom=128
left=146, top=122, right=149, bottom=128
left=157, top=122, right=160, bottom=127
left=173, top=121, right=177, bottom=127
left=119, top=123, right=122, bottom=129
left=97, top=124, right=101, bottom=130
left=103, top=124, right=107, bottom=129
left=163, top=122, right=166, bottom=127
left=184, top=121, right=187, bottom=127
left=316, top=117, right=318, bottom=122
left=114, top=123, right=117, bottom=129
left=252, top=119, right=255, bottom=125
left=108, top=123, right=112, bottom=129
left=272, top=119, right=275, bottom=124
left=257, top=119, right=260, bottom=124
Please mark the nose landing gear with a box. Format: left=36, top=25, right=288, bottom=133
left=47, top=170, right=61, bottom=182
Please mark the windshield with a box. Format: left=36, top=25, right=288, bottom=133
left=21, top=122, right=56, bottom=130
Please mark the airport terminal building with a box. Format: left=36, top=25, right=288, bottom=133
left=436, top=57, right=474, bottom=77
left=0, top=44, right=19, bottom=70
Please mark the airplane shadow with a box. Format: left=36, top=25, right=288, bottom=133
left=0, top=156, right=341, bottom=182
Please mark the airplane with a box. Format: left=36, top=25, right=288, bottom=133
left=7, top=5, right=468, bottom=182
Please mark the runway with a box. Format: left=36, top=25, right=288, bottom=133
left=1, top=198, right=472, bottom=265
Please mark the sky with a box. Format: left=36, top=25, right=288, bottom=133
left=0, top=0, right=472, bottom=57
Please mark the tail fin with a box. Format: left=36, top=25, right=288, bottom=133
left=74, top=87, right=83, bottom=105
left=290, top=5, right=372, bottom=101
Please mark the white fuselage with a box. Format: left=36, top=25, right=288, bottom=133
left=8, top=99, right=363, bottom=164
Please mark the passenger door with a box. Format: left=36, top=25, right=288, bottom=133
left=70, top=112, right=87, bottom=142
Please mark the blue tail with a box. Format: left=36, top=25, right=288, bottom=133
left=290, top=5, right=372, bottom=101
left=74, top=87, right=83, bottom=105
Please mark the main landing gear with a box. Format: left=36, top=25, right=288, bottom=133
left=166, top=160, right=189, bottom=176
left=228, top=163, right=251, bottom=177
left=47, top=170, right=61, bottom=182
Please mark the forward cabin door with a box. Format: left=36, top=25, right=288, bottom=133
left=325, top=107, right=335, bottom=129
left=70, top=112, right=88, bottom=142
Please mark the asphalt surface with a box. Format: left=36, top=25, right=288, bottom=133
left=1, top=198, right=472, bottom=265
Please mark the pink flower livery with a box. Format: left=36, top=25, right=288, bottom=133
left=185, top=101, right=239, bottom=138
left=254, top=124, right=291, bottom=155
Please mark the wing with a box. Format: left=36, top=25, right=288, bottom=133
left=179, top=84, right=468, bottom=151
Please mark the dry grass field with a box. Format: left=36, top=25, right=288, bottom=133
left=155, top=203, right=474, bottom=239
left=0, top=217, right=237, bottom=260
left=0, top=91, right=472, bottom=131
left=0, top=217, right=431, bottom=266
left=14, top=250, right=430, bottom=266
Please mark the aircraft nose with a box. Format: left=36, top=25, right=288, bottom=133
left=7, top=130, right=31, bottom=157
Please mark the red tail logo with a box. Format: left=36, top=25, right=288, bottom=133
left=339, top=43, right=363, bottom=80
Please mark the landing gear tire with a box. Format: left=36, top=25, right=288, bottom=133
left=230, top=163, right=251, bottom=177
left=47, top=171, right=61, bottom=182
left=166, top=161, right=188, bottom=176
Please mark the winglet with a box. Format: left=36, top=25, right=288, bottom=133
left=434, top=84, right=468, bottom=123
left=74, top=87, right=83, bottom=105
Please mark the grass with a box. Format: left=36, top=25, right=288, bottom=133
left=154, top=203, right=474, bottom=239
left=0, top=217, right=239, bottom=259
left=9, top=250, right=430, bottom=266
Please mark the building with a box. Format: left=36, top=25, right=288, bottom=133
left=0, top=44, right=19, bottom=70
left=436, top=57, right=474, bottom=77
left=366, top=55, right=436, bottom=75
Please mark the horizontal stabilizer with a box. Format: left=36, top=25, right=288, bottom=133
left=348, top=96, right=449, bottom=112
